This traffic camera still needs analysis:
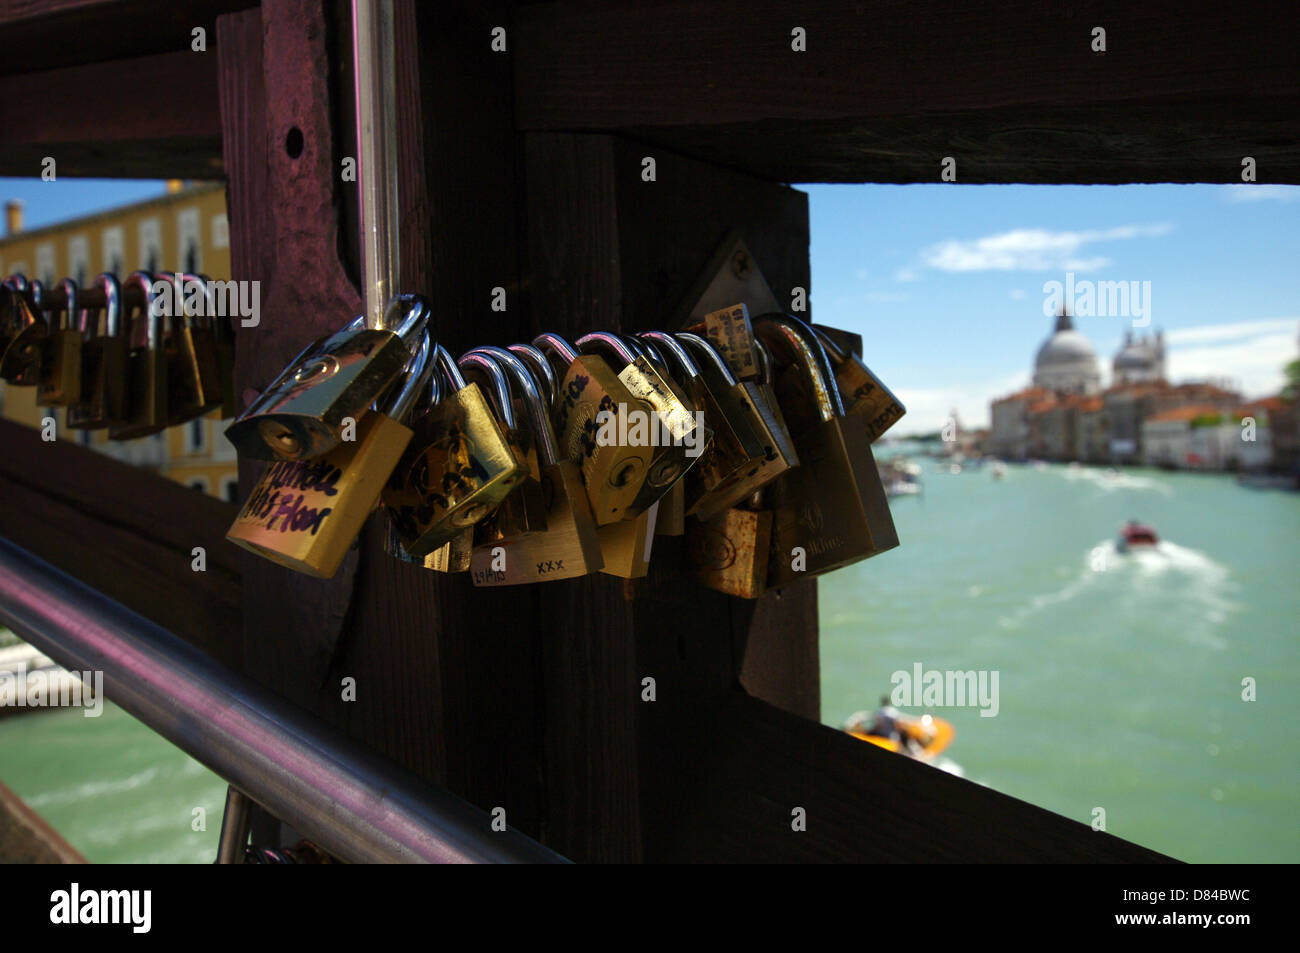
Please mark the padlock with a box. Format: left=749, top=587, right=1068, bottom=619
left=0, top=276, right=48, bottom=385
left=109, top=272, right=170, bottom=440
left=574, top=331, right=705, bottom=520
left=469, top=349, right=603, bottom=586
left=596, top=501, right=659, bottom=579
left=225, top=294, right=430, bottom=461
left=67, top=273, right=128, bottom=430
left=37, top=279, right=84, bottom=406
left=688, top=492, right=773, bottom=600
left=460, top=346, right=548, bottom=540
left=507, top=343, right=557, bottom=409
left=382, top=343, right=527, bottom=558
left=754, top=314, right=898, bottom=587
left=811, top=324, right=906, bottom=441
left=702, top=302, right=761, bottom=381
left=533, top=332, right=653, bottom=525
left=675, top=332, right=800, bottom=522
left=163, top=272, right=225, bottom=424
left=227, top=330, right=435, bottom=579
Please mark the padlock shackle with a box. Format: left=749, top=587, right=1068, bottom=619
left=122, top=271, right=164, bottom=350
left=575, top=331, right=636, bottom=366
left=532, top=332, right=580, bottom=368
left=179, top=272, right=217, bottom=326
left=753, top=313, right=844, bottom=421
left=4, top=273, right=29, bottom=293
left=81, top=273, right=122, bottom=339
left=435, top=342, right=468, bottom=391
left=56, top=278, right=78, bottom=332
left=470, top=345, right=560, bottom=467
left=380, top=293, right=430, bottom=348
left=639, top=331, right=701, bottom=385
left=381, top=331, right=434, bottom=423
left=507, top=343, right=556, bottom=409
left=458, top=349, right=518, bottom=432
left=752, top=338, right=775, bottom=385
left=675, top=332, right=739, bottom=388
left=810, top=325, right=850, bottom=363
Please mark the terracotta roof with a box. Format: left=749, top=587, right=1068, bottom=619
left=1235, top=396, right=1286, bottom=415
left=1028, top=399, right=1057, bottom=414
left=1078, top=397, right=1105, bottom=413
left=1143, top=404, right=1225, bottom=424
left=1173, top=382, right=1240, bottom=400
left=992, top=386, right=1052, bottom=405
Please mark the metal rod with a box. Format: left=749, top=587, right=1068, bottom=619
left=0, top=538, right=566, bottom=865
left=352, top=0, right=400, bottom=328
left=216, top=786, right=253, bottom=864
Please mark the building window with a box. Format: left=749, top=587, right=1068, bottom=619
left=223, top=477, right=240, bottom=503
left=79, top=429, right=92, bottom=446
left=178, top=207, right=202, bottom=273
left=36, top=242, right=56, bottom=286
left=212, top=213, right=230, bottom=249
left=139, top=218, right=161, bottom=274
left=102, top=226, right=125, bottom=275
left=189, top=476, right=210, bottom=494
left=187, top=418, right=206, bottom=454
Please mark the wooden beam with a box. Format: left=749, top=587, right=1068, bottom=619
left=0, top=418, right=243, bottom=671
left=0, top=50, right=223, bottom=179
left=0, top=0, right=255, bottom=75
left=514, top=0, right=1300, bottom=184
left=655, top=691, right=1177, bottom=862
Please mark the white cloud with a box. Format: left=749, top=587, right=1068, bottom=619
left=1010, top=289, right=1027, bottom=300
left=921, top=224, right=1173, bottom=273
left=894, top=369, right=1030, bottom=433
left=1222, top=184, right=1300, bottom=203
left=1165, top=320, right=1299, bottom=398
left=894, top=268, right=918, bottom=282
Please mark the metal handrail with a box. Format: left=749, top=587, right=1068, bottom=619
left=0, top=537, right=567, bottom=864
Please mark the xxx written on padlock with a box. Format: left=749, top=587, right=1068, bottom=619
left=226, top=330, right=435, bottom=579
left=225, top=294, right=430, bottom=461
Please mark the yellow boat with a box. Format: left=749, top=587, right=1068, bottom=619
left=845, top=710, right=955, bottom=760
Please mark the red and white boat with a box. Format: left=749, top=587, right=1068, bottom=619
left=1117, top=520, right=1159, bottom=552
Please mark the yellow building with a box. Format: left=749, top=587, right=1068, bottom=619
left=0, top=182, right=239, bottom=502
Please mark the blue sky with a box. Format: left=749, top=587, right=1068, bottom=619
left=5, top=178, right=1297, bottom=431
left=805, top=183, right=1300, bottom=431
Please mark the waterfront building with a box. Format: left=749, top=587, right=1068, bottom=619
left=0, top=184, right=238, bottom=501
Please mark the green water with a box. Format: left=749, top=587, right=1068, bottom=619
left=0, top=703, right=225, bottom=863
left=1, top=459, right=1295, bottom=863
left=820, top=457, right=1300, bottom=863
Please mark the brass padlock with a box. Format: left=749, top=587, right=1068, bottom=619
left=631, top=332, right=702, bottom=537
left=227, top=330, right=435, bottom=579
left=461, top=346, right=548, bottom=541
left=811, top=324, right=906, bottom=442
left=533, top=332, right=653, bottom=525
left=470, top=349, right=603, bottom=586
left=163, top=272, right=225, bottom=424
left=67, top=273, right=128, bottom=430
left=755, top=314, right=899, bottom=587
left=574, top=331, right=705, bottom=519
left=109, top=272, right=170, bottom=440
left=37, top=279, right=84, bottom=406
left=382, top=344, right=526, bottom=558
left=0, top=276, right=48, bottom=385
left=675, top=332, right=799, bottom=522
left=702, top=302, right=761, bottom=381
left=225, top=294, right=430, bottom=461
left=688, top=494, right=773, bottom=600
left=596, top=501, right=659, bottom=579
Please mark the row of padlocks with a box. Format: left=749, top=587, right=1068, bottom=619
left=222, top=297, right=907, bottom=597
left=1, top=272, right=235, bottom=435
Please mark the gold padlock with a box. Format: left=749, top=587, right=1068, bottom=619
left=688, top=494, right=773, bottom=600
left=37, top=279, right=83, bottom=406
left=227, top=331, right=435, bottom=579
left=67, top=273, right=129, bottom=430
left=470, top=350, right=603, bottom=586
left=575, top=331, right=705, bottom=520
left=0, top=276, right=48, bottom=385
left=811, top=324, right=906, bottom=442
left=675, top=332, right=799, bottom=522
left=533, top=332, right=653, bottom=525
left=702, top=302, right=761, bottom=380
left=225, top=294, right=430, bottom=461
left=109, top=272, right=170, bottom=440
left=596, top=501, right=659, bottom=579
left=162, top=272, right=225, bottom=424
left=382, top=344, right=527, bottom=558
left=755, top=314, right=899, bottom=587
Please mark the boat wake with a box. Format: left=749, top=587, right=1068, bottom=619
left=1060, top=466, right=1173, bottom=496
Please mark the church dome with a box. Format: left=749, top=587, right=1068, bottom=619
left=1036, top=329, right=1098, bottom=368
left=1113, top=345, right=1153, bottom=370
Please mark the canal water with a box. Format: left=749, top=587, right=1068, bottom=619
left=1, top=457, right=1295, bottom=862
